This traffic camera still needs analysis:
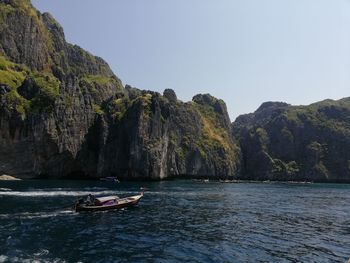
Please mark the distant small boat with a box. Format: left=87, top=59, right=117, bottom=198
left=75, top=191, right=144, bottom=212
left=219, top=179, right=238, bottom=183
left=192, top=179, right=209, bottom=183
left=100, top=176, right=120, bottom=182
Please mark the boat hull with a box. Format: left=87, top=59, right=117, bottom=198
left=75, top=194, right=143, bottom=212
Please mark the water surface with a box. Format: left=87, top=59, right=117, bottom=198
left=0, top=180, right=349, bottom=262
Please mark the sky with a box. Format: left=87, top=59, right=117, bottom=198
left=32, top=0, right=350, bottom=120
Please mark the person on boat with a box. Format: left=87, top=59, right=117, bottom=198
left=86, top=194, right=96, bottom=205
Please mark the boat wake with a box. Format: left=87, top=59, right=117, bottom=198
left=0, top=190, right=128, bottom=197
left=0, top=252, right=66, bottom=263
left=0, top=210, right=76, bottom=220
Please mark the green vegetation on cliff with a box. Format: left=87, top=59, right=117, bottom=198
left=194, top=102, right=231, bottom=151
left=28, top=71, right=60, bottom=113
left=234, top=98, right=350, bottom=182
left=2, top=90, right=30, bottom=117
left=0, top=0, right=54, bottom=70
left=0, top=55, right=27, bottom=88
left=0, top=0, right=121, bottom=118
left=0, top=54, right=60, bottom=115
left=283, top=99, right=350, bottom=136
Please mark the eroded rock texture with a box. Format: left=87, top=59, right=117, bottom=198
left=233, top=99, right=350, bottom=182
left=0, top=0, right=239, bottom=179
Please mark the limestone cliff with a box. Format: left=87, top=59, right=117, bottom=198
left=3, top=0, right=350, bottom=182
left=93, top=90, right=240, bottom=179
left=0, top=0, right=239, bottom=179
left=233, top=99, right=350, bottom=183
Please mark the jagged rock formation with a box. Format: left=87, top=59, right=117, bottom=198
left=2, top=0, right=350, bottom=182
left=233, top=99, right=350, bottom=183
left=80, top=89, right=240, bottom=180
left=0, top=0, right=239, bottom=179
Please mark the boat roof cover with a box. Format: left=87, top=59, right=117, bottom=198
left=96, top=195, right=119, bottom=203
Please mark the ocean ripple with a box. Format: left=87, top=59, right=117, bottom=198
left=0, top=180, right=349, bottom=262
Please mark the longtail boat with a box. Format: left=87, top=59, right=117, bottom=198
left=75, top=191, right=144, bottom=212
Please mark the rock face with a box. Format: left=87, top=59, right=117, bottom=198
left=233, top=99, right=350, bottom=183
left=82, top=90, right=240, bottom=180
left=0, top=0, right=239, bottom=179
left=2, top=0, right=350, bottom=182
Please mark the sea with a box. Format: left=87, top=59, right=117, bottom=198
left=0, top=180, right=349, bottom=263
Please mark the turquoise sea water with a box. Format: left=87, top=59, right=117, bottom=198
left=0, top=180, right=349, bottom=262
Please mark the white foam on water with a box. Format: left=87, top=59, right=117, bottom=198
left=0, top=255, right=8, bottom=263
left=33, top=249, right=49, bottom=257
left=147, top=191, right=201, bottom=197
left=0, top=188, right=11, bottom=191
left=0, top=190, right=121, bottom=197
left=0, top=210, right=77, bottom=220
left=0, top=255, right=65, bottom=263
left=48, top=187, right=107, bottom=191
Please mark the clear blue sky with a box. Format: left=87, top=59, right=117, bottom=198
left=32, top=0, right=350, bottom=120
